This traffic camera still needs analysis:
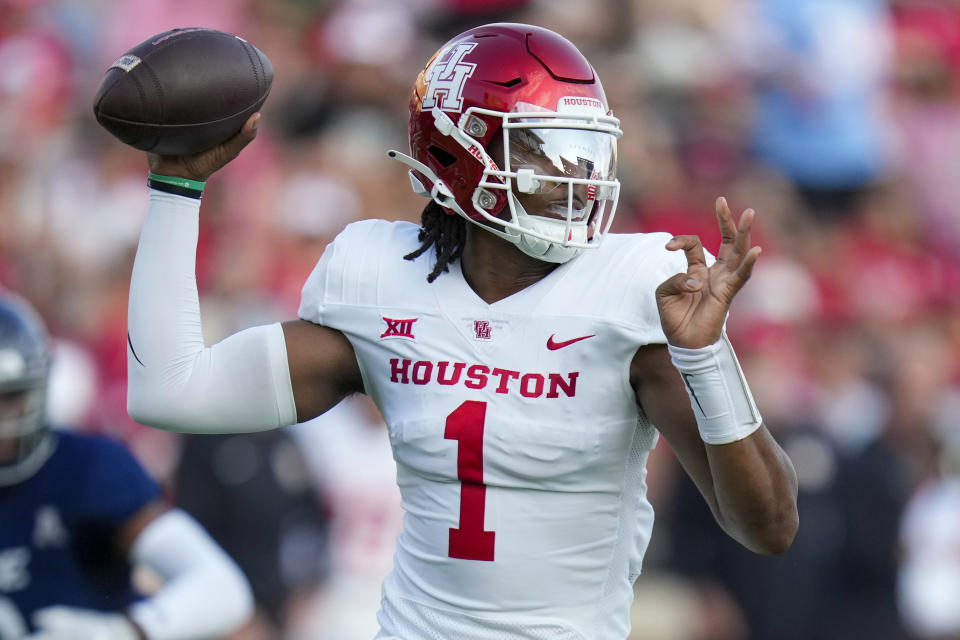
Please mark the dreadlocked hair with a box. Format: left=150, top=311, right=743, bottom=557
left=404, top=200, right=467, bottom=283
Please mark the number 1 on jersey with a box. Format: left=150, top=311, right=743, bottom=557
left=445, top=400, right=496, bottom=561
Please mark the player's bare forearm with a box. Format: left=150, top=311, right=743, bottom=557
left=703, top=426, right=798, bottom=553
left=631, top=344, right=798, bottom=554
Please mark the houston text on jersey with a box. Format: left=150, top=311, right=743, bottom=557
left=388, top=358, right=578, bottom=398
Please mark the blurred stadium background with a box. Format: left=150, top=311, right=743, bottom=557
left=3, top=0, right=960, bottom=638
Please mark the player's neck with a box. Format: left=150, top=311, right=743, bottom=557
left=460, top=226, right=558, bottom=304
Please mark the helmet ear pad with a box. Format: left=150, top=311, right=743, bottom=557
left=410, top=112, right=509, bottom=221
left=476, top=132, right=511, bottom=220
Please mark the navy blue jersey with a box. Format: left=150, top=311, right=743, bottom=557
left=0, top=430, right=160, bottom=636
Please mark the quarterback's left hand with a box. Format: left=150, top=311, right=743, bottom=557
left=656, top=197, right=761, bottom=349
left=27, top=607, right=142, bottom=640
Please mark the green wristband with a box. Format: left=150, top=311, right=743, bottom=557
left=148, top=172, right=206, bottom=191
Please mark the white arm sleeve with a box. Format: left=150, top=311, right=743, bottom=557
left=128, top=509, right=254, bottom=640
left=127, top=190, right=298, bottom=433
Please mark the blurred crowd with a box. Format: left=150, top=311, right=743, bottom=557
left=2, top=0, right=960, bottom=638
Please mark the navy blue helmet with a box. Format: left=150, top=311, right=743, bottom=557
left=0, top=294, right=53, bottom=485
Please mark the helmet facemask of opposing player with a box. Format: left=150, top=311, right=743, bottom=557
left=0, top=295, right=53, bottom=486
left=390, top=23, right=622, bottom=264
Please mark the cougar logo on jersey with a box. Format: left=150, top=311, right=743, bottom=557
left=389, top=358, right=579, bottom=398
left=421, top=42, right=477, bottom=112
left=381, top=317, right=417, bottom=340
left=474, top=321, right=492, bottom=340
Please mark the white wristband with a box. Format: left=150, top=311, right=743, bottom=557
left=668, top=334, right=762, bottom=445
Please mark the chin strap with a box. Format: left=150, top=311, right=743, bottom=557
left=506, top=193, right=585, bottom=264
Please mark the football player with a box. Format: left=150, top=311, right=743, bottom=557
left=0, top=293, right=254, bottom=639
left=127, top=23, right=798, bottom=639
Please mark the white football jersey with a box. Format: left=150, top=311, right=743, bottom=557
left=298, top=220, right=688, bottom=640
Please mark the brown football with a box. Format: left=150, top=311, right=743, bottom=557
left=93, top=28, right=272, bottom=156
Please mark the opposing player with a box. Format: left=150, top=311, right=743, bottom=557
left=0, top=293, right=254, bottom=639
left=127, top=24, right=798, bottom=639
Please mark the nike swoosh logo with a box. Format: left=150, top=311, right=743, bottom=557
left=128, top=333, right=144, bottom=367
left=547, top=334, right=596, bottom=350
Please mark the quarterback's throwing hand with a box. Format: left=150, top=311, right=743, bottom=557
left=147, top=112, right=260, bottom=183
left=656, top=197, right=761, bottom=349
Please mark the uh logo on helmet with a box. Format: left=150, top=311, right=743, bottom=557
left=390, top=23, right=623, bottom=264
left=418, top=41, right=477, bottom=113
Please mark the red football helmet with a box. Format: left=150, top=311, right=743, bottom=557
left=389, top=23, right=622, bottom=263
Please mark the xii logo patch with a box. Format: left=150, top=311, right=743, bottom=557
left=381, top=317, right=418, bottom=340
left=421, top=42, right=477, bottom=112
